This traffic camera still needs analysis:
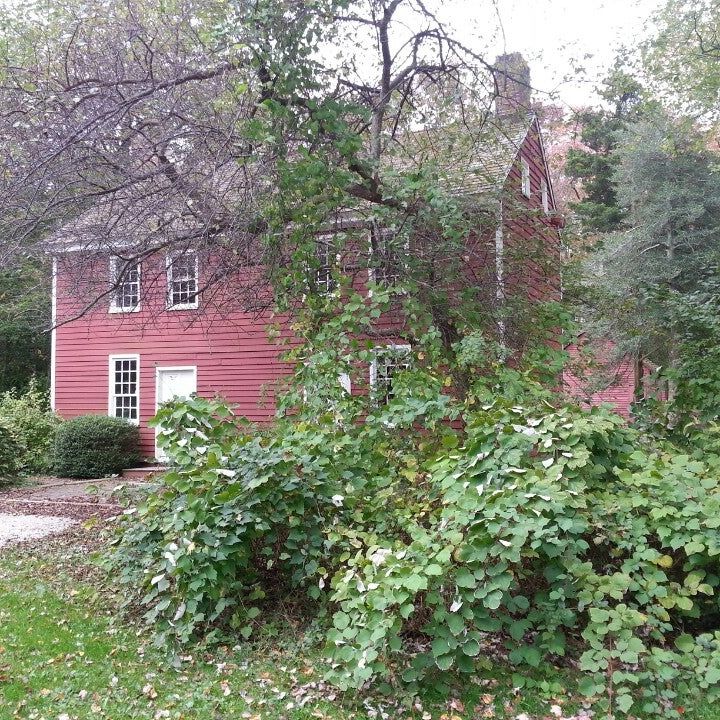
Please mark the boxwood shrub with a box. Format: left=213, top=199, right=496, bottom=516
left=54, top=415, right=141, bottom=478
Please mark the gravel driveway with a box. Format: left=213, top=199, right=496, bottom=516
left=0, top=513, right=77, bottom=548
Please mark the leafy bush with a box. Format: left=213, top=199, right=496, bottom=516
left=54, top=415, right=140, bottom=478
left=108, top=389, right=720, bottom=716
left=0, top=379, right=61, bottom=474
left=106, top=298, right=720, bottom=717
left=0, top=421, right=22, bottom=483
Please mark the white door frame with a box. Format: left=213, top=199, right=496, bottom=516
left=155, top=365, right=197, bottom=460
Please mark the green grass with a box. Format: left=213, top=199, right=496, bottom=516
left=0, top=532, right=717, bottom=720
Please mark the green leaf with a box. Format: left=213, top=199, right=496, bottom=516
left=333, top=611, right=349, bottom=630
left=578, top=676, right=600, bottom=697
left=674, top=634, right=695, bottom=653
left=447, top=613, right=465, bottom=636
left=435, top=654, right=454, bottom=671
left=615, top=692, right=633, bottom=714
left=455, top=569, right=476, bottom=589
left=462, top=639, right=481, bottom=657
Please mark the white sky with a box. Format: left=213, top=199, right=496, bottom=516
left=0, top=0, right=662, bottom=110
left=444, top=0, right=661, bottom=109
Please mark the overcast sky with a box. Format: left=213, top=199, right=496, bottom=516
left=447, top=0, right=661, bottom=109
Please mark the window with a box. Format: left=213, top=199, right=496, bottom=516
left=370, top=345, right=411, bottom=404
left=521, top=157, right=531, bottom=197
left=109, top=257, right=141, bottom=313
left=109, top=355, right=139, bottom=423
left=541, top=178, right=549, bottom=214
left=314, top=236, right=337, bottom=294
left=167, top=251, right=199, bottom=309
left=370, top=227, right=407, bottom=287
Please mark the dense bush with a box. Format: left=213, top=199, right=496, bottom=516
left=108, top=386, right=720, bottom=717
left=0, top=380, right=61, bottom=474
left=54, top=415, right=141, bottom=478
left=0, top=421, right=22, bottom=483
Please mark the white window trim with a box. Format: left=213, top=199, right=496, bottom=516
left=166, top=251, right=200, bottom=310
left=109, top=257, right=142, bottom=314
left=108, top=354, right=140, bottom=426
left=338, top=373, right=352, bottom=394
left=50, top=258, right=57, bottom=411
left=541, top=178, right=549, bottom=214
left=521, top=157, right=531, bottom=198
left=369, top=343, right=412, bottom=395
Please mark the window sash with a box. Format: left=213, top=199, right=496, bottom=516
left=370, top=345, right=411, bottom=404
left=521, top=158, right=531, bottom=197
left=110, top=258, right=141, bottom=312
left=167, top=252, right=199, bottom=308
left=541, top=178, right=549, bottom=214
left=109, top=355, right=139, bottom=423
left=370, top=228, right=407, bottom=287
left=314, top=237, right=337, bottom=294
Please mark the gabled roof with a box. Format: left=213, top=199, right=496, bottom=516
left=388, top=113, right=536, bottom=197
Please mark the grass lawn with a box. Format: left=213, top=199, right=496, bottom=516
left=0, top=528, right=718, bottom=720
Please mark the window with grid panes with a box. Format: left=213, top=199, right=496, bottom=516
left=110, top=356, right=139, bottom=422
left=110, top=257, right=140, bottom=312
left=370, top=227, right=406, bottom=287
left=371, top=345, right=411, bottom=405
left=167, top=252, right=198, bottom=308
left=314, top=236, right=336, bottom=294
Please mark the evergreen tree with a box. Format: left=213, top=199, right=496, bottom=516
left=565, top=65, right=644, bottom=233
left=588, top=109, right=720, bottom=373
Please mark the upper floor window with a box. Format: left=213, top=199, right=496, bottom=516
left=109, top=354, right=139, bottom=424
left=314, top=236, right=337, bottom=294
left=370, top=227, right=408, bottom=287
left=541, top=178, right=549, bottom=214
left=109, top=257, right=141, bottom=313
left=370, top=344, right=411, bottom=405
left=167, top=251, right=199, bottom=309
left=521, top=157, right=531, bottom=198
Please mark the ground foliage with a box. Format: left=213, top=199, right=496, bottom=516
left=107, top=299, right=720, bottom=719
left=0, top=528, right=631, bottom=720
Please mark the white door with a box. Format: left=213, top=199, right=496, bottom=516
left=155, top=367, right=197, bottom=460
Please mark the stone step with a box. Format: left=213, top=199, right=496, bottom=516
left=121, top=466, right=168, bottom=480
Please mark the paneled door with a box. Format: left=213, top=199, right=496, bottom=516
left=155, top=366, right=197, bottom=460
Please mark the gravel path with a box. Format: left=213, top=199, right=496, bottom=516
left=0, top=513, right=77, bottom=548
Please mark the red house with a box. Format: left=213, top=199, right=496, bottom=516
left=50, top=56, right=563, bottom=459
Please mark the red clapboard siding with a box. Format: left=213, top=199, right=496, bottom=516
left=54, top=253, right=297, bottom=457
left=502, top=121, right=562, bottom=311
left=53, top=116, right=564, bottom=459
left=563, top=341, right=637, bottom=418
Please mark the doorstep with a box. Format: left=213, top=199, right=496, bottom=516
left=121, top=465, right=168, bottom=481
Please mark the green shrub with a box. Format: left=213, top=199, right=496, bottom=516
left=54, top=415, right=140, bottom=478
left=108, top=390, right=720, bottom=717
left=0, top=379, right=61, bottom=474
left=105, top=302, right=720, bottom=717
left=0, top=421, right=22, bottom=483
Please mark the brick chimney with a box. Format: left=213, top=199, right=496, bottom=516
left=493, top=53, right=532, bottom=117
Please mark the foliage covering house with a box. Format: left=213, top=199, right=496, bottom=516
left=50, top=56, right=564, bottom=458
